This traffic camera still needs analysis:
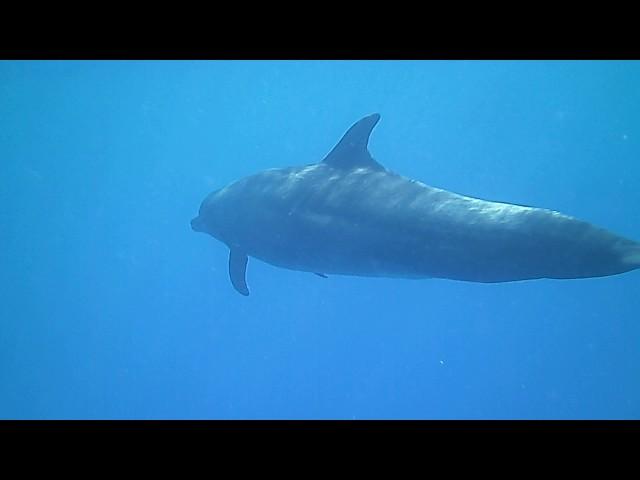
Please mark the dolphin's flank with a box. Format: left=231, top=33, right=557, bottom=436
left=192, top=114, right=640, bottom=295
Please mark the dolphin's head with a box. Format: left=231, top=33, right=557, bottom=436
left=191, top=187, right=232, bottom=241
left=191, top=175, right=261, bottom=247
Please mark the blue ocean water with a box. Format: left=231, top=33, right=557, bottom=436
left=1, top=60, right=639, bottom=419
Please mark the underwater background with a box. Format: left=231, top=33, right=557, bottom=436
left=1, top=60, right=639, bottom=419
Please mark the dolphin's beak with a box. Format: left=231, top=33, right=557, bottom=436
left=191, top=216, right=204, bottom=232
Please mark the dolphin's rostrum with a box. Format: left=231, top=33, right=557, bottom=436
left=192, top=114, right=640, bottom=295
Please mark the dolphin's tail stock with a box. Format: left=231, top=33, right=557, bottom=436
left=623, top=244, right=640, bottom=269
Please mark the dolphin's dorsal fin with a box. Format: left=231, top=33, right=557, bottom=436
left=321, top=113, right=384, bottom=171
left=229, top=248, right=249, bottom=296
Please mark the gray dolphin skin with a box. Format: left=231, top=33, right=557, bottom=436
left=191, top=114, right=640, bottom=296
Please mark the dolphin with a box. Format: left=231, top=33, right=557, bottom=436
left=191, top=113, right=640, bottom=296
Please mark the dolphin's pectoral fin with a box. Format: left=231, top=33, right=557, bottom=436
left=322, top=113, right=385, bottom=171
left=314, top=272, right=328, bottom=278
left=228, top=249, right=249, bottom=296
